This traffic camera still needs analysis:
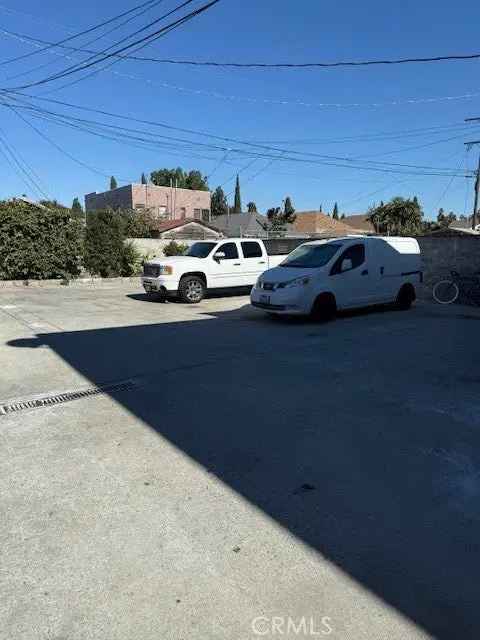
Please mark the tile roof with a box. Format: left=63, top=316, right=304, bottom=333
left=292, top=211, right=359, bottom=236
left=342, top=214, right=376, bottom=233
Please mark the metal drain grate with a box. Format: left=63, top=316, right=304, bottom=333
left=0, top=381, right=135, bottom=416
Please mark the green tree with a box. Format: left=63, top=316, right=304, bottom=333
left=211, top=186, right=229, bottom=217
left=141, top=173, right=147, bottom=185
left=332, top=202, right=339, bottom=220
left=319, top=204, right=323, bottom=212
left=284, top=196, right=295, bottom=216
left=39, top=199, right=67, bottom=210
left=110, top=176, right=118, bottom=190
left=71, top=197, right=83, bottom=213
left=185, top=170, right=209, bottom=191
left=247, top=201, right=257, bottom=213
left=120, top=209, right=154, bottom=238
left=84, top=209, right=139, bottom=277
left=366, top=197, right=423, bottom=236
left=150, top=167, right=208, bottom=191
left=340, top=213, right=346, bottom=219
left=261, top=204, right=296, bottom=237
left=233, top=175, right=242, bottom=213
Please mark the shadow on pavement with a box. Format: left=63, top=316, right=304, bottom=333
left=7, top=304, right=480, bottom=639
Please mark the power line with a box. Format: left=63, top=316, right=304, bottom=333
left=4, top=0, right=168, bottom=84
left=5, top=0, right=222, bottom=91
left=0, top=0, right=163, bottom=67
left=0, top=126, right=49, bottom=197
left=3, top=16, right=479, bottom=70
left=4, top=27, right=480, bottom=111
left=1, top=92, right=473, bottom=178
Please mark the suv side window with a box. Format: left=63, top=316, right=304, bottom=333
left=330, top=244, right=365, bottom=275
left=241, top=241, right=262, bottom=258
left=217, top=242, right=239, bottom=260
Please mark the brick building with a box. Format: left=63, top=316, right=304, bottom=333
left=85, top=183, right=211, bottom=221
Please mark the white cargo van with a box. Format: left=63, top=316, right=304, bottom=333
left=251, top=236, right=422, bottom=319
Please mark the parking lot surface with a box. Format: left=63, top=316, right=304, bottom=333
left=2, top=282, right=480, bottom=640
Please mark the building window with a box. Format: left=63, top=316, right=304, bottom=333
left=202, top=209, right=210, bottom=222
left=180, top=207, right=186, bottom=219
left=193, top=208, right=201, bottom=220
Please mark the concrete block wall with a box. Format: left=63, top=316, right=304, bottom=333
left=418, top=237, right=480, bottom=284
left=127, top=238, right=197, bottom=259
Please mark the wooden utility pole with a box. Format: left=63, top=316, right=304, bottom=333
left=464, top=117, right=480, bottom=230
left=464, top=141, right=480, bottom=230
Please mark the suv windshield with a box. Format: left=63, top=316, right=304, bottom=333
left=185, top=242, right=217, bottom=258
left=281, top=243, right=342, bottom=268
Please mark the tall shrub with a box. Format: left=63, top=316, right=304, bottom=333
left=0, top=199, right=83, bottom=280
left=84, top=209, right=140, bottom=277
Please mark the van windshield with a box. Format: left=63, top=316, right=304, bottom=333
left=280, top=243, right=342, bottom=268
left=185, top=242, right=217, bottom=258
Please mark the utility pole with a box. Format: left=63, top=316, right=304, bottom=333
left=464, top=117, right=480, bottom=230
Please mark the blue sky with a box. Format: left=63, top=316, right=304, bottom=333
left=0, top=0, right=480, bottom=219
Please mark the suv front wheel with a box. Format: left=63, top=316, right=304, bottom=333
left=178, top=275, right=206, bottom=304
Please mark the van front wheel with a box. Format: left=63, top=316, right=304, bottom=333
left=311, top=293, right=337, bottom=322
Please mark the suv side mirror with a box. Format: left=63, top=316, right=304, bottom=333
left=341, top=258, right=353, bottom=272
left=214, top=251, right=226, bottom=261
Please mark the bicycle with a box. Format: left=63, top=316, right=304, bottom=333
left=432, top=270, right=480, bottom=305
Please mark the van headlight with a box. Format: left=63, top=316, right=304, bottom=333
left=277, top=276, right=311, bottom=289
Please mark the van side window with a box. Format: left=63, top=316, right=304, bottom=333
left=241, top=241, right=262, bottom=258
left=217, top=242, right=239, bottom=260
left=330, top=244, right=365, bottom=275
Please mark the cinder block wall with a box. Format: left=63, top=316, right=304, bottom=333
left=127, top=238, right=196, bottom=259
left=418, top=237, right=480, bottom=284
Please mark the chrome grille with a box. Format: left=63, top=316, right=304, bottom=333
left=144, top=264, right=160, bottom=278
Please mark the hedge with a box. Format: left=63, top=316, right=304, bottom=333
left=0, top=200, right=84, bottom=280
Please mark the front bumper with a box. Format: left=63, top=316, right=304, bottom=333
left=141, top=276, right=179, bottom=295
left=250, top=286, right=308, bottom=315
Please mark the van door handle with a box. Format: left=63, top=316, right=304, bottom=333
left=234, top=263, right=241, bottom=266
left=258, top=261, right=266, bottom=264
left=361, top=269, right=368, bottom=276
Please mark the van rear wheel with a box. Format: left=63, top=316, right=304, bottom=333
left=311, top=293, right=337, bottom=322
left=395, top=284, right=415, bottom=310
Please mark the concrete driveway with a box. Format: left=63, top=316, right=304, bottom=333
left=1, top=283, right=480, bottom=640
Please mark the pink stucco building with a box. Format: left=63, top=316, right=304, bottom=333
left=85, top=184, right=211, bottom=221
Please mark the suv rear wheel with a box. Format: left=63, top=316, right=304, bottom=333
left=178, top=275, right=205, bottom=304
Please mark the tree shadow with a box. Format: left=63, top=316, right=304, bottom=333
left=7, top=304, right=480, bottom=639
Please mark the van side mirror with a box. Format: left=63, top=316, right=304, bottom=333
left=214, top=251, right=226, bottom=261
left=341, top=258, right=353, bottom=272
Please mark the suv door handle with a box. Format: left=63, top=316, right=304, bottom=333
left=361, top=269, right=369, bottom=276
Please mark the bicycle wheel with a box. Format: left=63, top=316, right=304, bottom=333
left=433, top=280, right=459, bottom=304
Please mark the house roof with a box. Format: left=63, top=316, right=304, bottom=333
left=213, top=212, right=269, bottom=237
left=149, top=218, right=221, bottom=233
left=342, top=213, right=376, bottom=233
left=292, top=211, right=360, bottom=236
